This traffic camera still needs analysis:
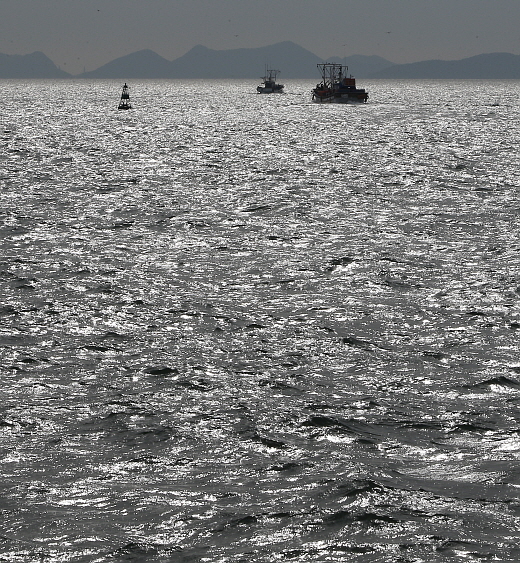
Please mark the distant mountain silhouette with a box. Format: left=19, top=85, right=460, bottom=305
left=0, top=51, right=70, bottom=78
left=78, top=42, right=318, bottom=79
left=79, top=49, right=173, bottom=78
left=370, top=52, right=520, bottom=78
left=77, top=41, right=394, bottom=79
left=2, top=45, right=520, bottom=79
left=167, top=42, right=322, bottom=78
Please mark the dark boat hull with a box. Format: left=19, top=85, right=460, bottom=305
left=312, top=89, right=368, bottom=103
left=257, top=83, right=284, bottom=94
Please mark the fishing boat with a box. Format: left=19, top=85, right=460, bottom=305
left=118, top=83, right=132, bottom=110
left=257, top=68, right=284, bottom=93
left=312, top=63, right=368, bottom=103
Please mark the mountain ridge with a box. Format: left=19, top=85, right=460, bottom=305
left=0, top=51, right=70, bottom=78
left=2, top=44, right=520, bottom=79
left=79, top=41, right=334, bottom=79
left=371, top=52, right=520, bottom=79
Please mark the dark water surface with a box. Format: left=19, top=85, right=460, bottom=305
left=1, top=79, right=520, bottom=561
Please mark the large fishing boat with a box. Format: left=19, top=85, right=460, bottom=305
left=312, top=63, right=368, bottom=103
left=118, top=83, right=132, bottom=110
left=257, top=68, right=284, bottom=93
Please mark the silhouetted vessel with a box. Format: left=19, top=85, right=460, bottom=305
left=257, top=68, right=284, bottom=93
left=118, top=83, right=132, bottom=110
left=312, top=63, right=368, bottom=103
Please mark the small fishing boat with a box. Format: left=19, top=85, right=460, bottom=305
left=257, top=68, right=284, bottom=93
left=118, top=83, right=132, bottom=110
left=312, top=63, right=368, bottom=103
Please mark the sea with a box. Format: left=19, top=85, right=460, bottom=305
left=1, top=78, right=520, bottom=562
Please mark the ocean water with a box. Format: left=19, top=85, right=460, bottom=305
left=1, top=78, right=520, bottom=562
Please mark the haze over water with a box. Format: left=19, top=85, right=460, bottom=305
left=1, top=78, right=520, bottom=562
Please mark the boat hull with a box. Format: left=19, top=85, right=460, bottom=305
left=257, top=86, right=284, bottom=94
left=312, top=90, right=368, bottom=103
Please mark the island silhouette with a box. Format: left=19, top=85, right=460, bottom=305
left=2, top=42, right=520, bottom=79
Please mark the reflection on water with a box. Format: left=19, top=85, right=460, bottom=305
left=1, top=79, right=520, bottom=561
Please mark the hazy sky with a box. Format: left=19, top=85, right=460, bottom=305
left=1, top=0, right=520, bottom=74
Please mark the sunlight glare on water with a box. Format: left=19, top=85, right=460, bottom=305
left=1, top=78, right=520, bottom=561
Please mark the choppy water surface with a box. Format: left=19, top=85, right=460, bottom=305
left=1, top=79, right=520, bottom=562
